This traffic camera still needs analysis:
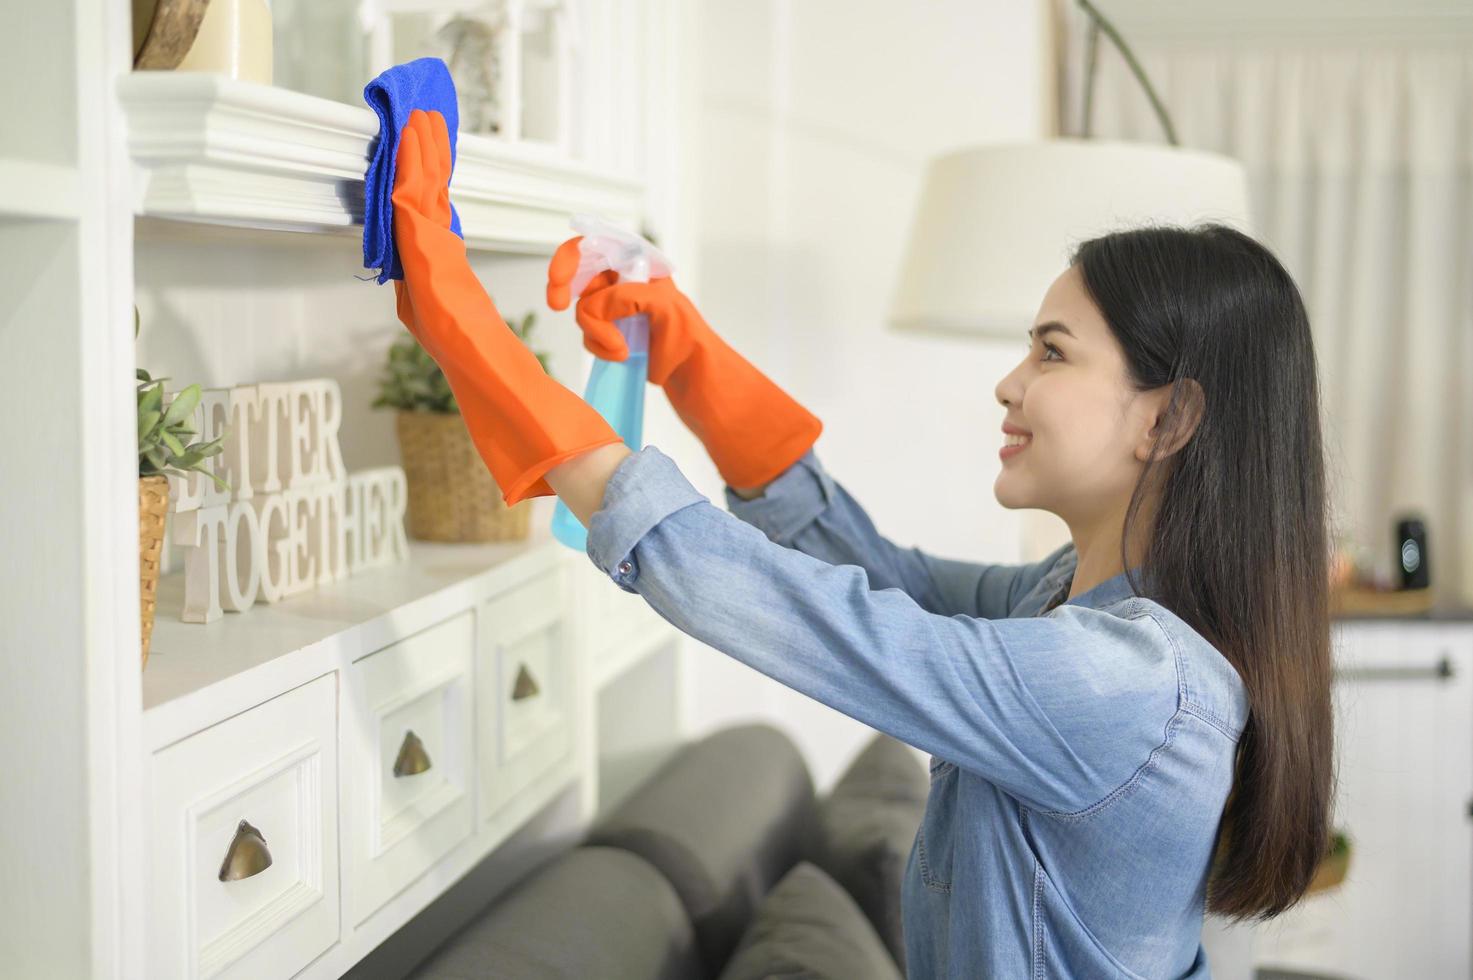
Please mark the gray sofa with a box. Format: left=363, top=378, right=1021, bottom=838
left=405, top=724, right=929, bottom=980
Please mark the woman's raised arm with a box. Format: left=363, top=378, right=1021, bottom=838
left=723, top=447, right=1072, bottom=620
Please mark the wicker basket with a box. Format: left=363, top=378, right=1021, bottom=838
left=138, top=474, right=170, bottom=669
left=396, top=409, right=531, bottom=542
left=1306, top=848, right=1351, bottom=895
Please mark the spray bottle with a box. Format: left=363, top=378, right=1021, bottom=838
left=551, top=214, right=674, bottom=551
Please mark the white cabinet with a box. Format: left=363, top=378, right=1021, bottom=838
left=1329, top=623, right=1472, bottom=979
left=0, top=0, right=690, bottom=975
left=146, top=674, right=340, bottom=980
left=1226, top=621, right=1473, bottom=980
left=340, top=610, right=476, bottom=928
left=140, top=532, right=643, bottom=979
left=572, top=554, right=672, bottom=689
left=478, top=563, right=575, bottom=818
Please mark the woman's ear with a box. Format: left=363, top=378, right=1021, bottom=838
left=1138, top=377, right=1205, bottom=462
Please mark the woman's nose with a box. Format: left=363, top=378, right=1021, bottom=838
left=995, top=360, right=1025, bottom=409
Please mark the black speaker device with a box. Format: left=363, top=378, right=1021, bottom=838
left=1394, top=516, right=1430, bottom=590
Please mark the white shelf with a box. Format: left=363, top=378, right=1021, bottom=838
left=118, top=72, right=644, bottom=253
left=142, top=516, right=568, bottom=751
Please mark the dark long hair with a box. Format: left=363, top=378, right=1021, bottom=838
left=1070, top=223, right=1334, bottom=922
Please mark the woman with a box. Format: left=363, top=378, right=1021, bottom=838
left=390, top=109, right=1334, bottom=978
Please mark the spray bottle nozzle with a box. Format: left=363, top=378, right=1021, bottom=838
left=569, top=213, right=675, bottom=295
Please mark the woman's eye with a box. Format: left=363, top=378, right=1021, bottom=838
left=1024, top=339, right=1063, bottom=362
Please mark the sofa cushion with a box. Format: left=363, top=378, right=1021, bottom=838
left=809, top=732, right=928, bottom=970
left=586, top=723, right=817, bottom=976
left=405, top=846, right=700, bottom=980
left=718, top=861, right=902, bottom=980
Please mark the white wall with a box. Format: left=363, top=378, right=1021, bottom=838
left=676, top=0, right=1055, bottom=790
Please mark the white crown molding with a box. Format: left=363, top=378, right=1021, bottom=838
left=119, top=72, right=644, bottom=254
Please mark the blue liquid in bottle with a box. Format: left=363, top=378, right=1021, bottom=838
left=552, top=312, right=649, bottom=551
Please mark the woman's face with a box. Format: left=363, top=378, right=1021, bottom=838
left=992, top=264, right=1164, bottom=530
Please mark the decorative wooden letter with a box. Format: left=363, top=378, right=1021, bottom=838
left=169, top=377, right=407, bottom=623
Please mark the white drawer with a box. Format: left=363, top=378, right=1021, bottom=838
left=147, top=673, right=339, bottom=980
left=580, top=557, right=664, bottom=658
left=478, top=564, right=574, bottom=817
left=341, top=609, right=475, bottom=927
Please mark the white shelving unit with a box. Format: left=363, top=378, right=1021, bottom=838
left=0, top=0, right=694, bottom=975
left=119, top=72, right=643, bottom=252
left=0, top=159, right=82, bottom=221
left=141, top=522, right=564, bottom=750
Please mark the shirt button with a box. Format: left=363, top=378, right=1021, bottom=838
left=617, top=560, right=633, bottom=575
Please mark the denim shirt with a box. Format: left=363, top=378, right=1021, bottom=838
left=585, top=445, right=1250, bottom=979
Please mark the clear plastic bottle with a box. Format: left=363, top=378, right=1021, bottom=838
left=550, top=214, right=672, bottom=552
left=551, top=313, right=649, bottom=551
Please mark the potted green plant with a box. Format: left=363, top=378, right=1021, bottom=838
left=374, top=311, right=547, bottom=542
left=136, top=309, right=232, bottom=669
left=1306, top=829, right=1352, bottom=895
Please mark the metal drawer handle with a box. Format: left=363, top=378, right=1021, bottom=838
left=218, top=819, right=272, bottom=882
left=512, top=664, right=540, bottom=701
left=1334, top=654, right=1454, bottom=683
left=393, top=730, right=433, bottom=777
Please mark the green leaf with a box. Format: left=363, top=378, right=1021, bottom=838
left=159, top=428, right=186, bottom=457
left=161, top=384, right=201, bottom=428
left=138, top=409, right=161, bottom=442
left=138, top=383, right=163, bottom=415
left=189, top=438, right=226, bottom=458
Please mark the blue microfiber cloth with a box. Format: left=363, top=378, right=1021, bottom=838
left=362, top=57, right=464, bottom=284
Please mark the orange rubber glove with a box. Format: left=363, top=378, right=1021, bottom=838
left=546, top=239, right=822, bottom=490
left=391, top=109, right=623, bottom=505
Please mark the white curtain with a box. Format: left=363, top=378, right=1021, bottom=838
left=1057, top=13, right=1473, bottom=606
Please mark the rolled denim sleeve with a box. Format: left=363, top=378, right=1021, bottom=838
left=586, top=445, right=1180, bottom=815
left=722, top=448, right=1068, bottom=619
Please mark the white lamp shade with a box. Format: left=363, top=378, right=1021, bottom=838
left=888, top=138, right=1253, bottom=337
